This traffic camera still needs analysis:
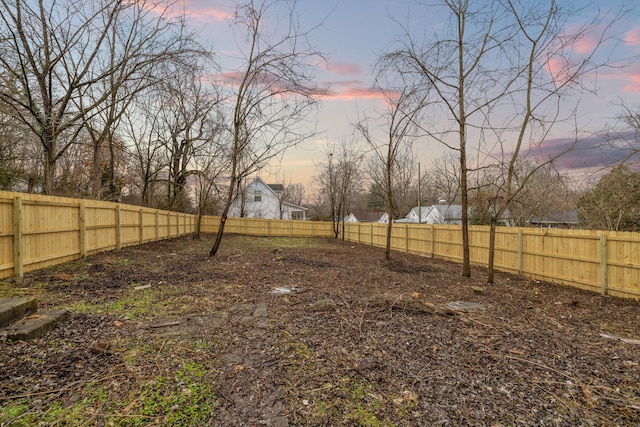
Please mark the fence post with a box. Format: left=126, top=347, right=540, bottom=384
left=115, top=205, right=121, bottom=250
left=139, top=209, right=144, bottom=244
left=155, top=210, right=159, bottom=240
left=517, top=229, right=523, bottom=277
left=430, top=225, right=435, bottom=258
left=600, top=234, right=608, bottom=296
left=405, top=224, right=409, bottom=253
left=13, top=197, right=23, bottom=277
left=79, top=201, right=86, bottom=258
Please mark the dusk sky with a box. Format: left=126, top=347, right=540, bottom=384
left=178, top=0, right=640, bottom=189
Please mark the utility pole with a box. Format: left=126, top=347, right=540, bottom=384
left=418, top=162, right=421, bottom=224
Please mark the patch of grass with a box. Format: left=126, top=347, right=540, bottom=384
left=0, top=401, right=39, bottom=426
left=0, top=281, right=27, bottom=299
left=15, top=359, right=218, bottom=427
left=112, top=361, right=218, bottom=427
left=69, top=289, right=168, bottom=319
left=344, top=405, right=389, bottom=427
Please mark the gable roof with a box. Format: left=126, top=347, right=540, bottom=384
left=267, top=183, right=284, bottom=192
left=347, top=211, right=386, bottom=222
left=432, top=204, right=463, bottom=220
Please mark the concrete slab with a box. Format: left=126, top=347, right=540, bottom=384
left=0, top=297, right=38, bottom=328
left=5, top=309, right=70, bottom=341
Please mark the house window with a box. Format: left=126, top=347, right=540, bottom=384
left=292, top=211, right=304, bottom=220
left=254, top=191, right=262, bottom=202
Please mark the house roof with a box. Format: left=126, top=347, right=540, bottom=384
left=267, top=183, right=284, bottom=192
left=530, top=209, right=578, bottom=225
left=432, top=204, right=463, bottom=220
left=348, top=211, right=386, bottom=222
left=406, top=206, right=433, bottom=218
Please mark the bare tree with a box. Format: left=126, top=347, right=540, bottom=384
left=382, top=0, right=517, bottom=276
left=157, top=63, right=220, bottom=211
left=477, top=0, right=634, bottom=283
left=365, top=157, right=416, bottom=218
left=356, top=82, right=425, bottom=259
left=382, top=0, right=635, bottom=281
left=577, top=165, right=640, bottom=231
left=192, top=138, right=228, bottom=239
left=0, top=106, right=40, bottom=191
left=285, top=183, right=306, bottom=207
left=600, top=103, right=640, bottom=167
left=208, top=0, right=324, bottom=257
left=123, top=91, right=168, bottom=208
left=425, top=153, right=462, bottom=205
left=271, top=177, right=306, bottom=219
left=493, top=160, right=577, bottom=227
left=0, top=0, right=200, bottom=195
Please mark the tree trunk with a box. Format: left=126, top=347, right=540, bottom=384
left=208, top=216, right=227, bottom=257
left=91, top=137, right=103, bottom=199
left=209, top=177, right=237, bottom=257
left=194, top=214, right=202, bottom=239
left=384, top=216, right=392, bottom=260
left=487, top=218, right=497, bottom=284
left=43, top=158, right=55, bottom=195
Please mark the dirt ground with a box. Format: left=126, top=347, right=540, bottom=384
left=1, top=234, right=640, bottom=426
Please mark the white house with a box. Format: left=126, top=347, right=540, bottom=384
left=424, top=204, right=464, bottom=225
left=395, top=204, right=463, bottom=224
left=397, top=202, right=513, bottom=225
left=395, top=206, right=434, bottom=223
left=228, top=177, right=307, bottom=220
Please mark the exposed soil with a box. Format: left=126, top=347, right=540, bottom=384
left=2, top=234, right=640, bottom=426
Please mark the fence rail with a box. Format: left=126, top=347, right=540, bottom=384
left=2, top=191, right=639, bottom=299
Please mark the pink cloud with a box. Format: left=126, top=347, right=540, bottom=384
left=314, top=79, right=387, bottom=101
left=183, top=5, right=233, bottom=22
left=545, top=56, right=572, bottom=85
left=331, top=87, right=386, bottom=101
left=622, top=70, right=640, bottom=93
left=573, top=34, right=599, bottom=55
left=326, top=61, right=362, bottom=76
left=126, top=0, right=232, bottom=23
left=625, top=27, right=640, bottom=46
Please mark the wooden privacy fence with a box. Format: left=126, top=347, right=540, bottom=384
left=198, top=215, right=334, bottom=238
left=0, top=191, right=197, bottom=279
left=2, top=190, right=640, bottom=300
left=340, top=222, right=640, bottom=300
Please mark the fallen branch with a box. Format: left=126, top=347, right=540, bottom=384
left=365, top=292, right=456, bottom=316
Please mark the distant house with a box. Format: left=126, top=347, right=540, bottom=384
left=396, top=203, right=513, bottom=226
left=344, top=211, right=387, bottom=223
left=529, top=210, right=579, bottom=229
left=425, top=204, right=464, bottom=225
left=395, top=206, right=433, bottom=223
left=228, top=177, right=307, bottom=220
left=396, top=204, right=463, bottom=224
